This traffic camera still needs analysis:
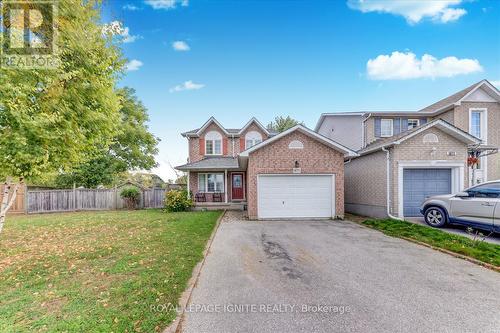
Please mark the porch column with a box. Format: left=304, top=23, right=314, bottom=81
left=224, top=169, right=228, bottom=203
left=186, top=172, right=190, bottom=199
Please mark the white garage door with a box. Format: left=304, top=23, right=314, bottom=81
left=257, top=175, right=335, bottom=219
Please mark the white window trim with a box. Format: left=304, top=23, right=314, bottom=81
left=245, top=131, right=263, bottom=150
left=205, top=131, right=223, bottom=156
left=380, top=119, right=394, bottom=137
left=468, top=108, right=488, bottom=144
left=198, top=173, right=225, bottom=193
left=398, top=161, right=465, bottom=218
left=407, top=119, right=420, bottom=130
left=468, top=108, right=488, bottom=182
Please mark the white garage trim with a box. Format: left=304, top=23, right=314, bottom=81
left=257, top=174, right=336, bottom=220
left=397, top=161, right=465, bottom=218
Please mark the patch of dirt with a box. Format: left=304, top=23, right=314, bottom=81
left=221, top=210, right=247, bottom=223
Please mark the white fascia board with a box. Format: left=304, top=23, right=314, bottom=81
left=394, top=120, right=481, bottom=145
left=238, top=117, right=270, bottom=135
left=239, top=124, right=358, bottom=157
left=314, top=112, right=367, bottom=132
left=195, top=117, right=230, bottom=136
left=458, top=80, right=500, bottom=104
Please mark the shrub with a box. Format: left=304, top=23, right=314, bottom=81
left=120, top=187, right=141, bottom=209
left=165, top=190, right=193, bottom=212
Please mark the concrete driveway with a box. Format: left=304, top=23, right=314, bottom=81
left=181, top=212, right=500, bottom=333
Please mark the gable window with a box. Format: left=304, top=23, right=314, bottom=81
left=407, top=119, right=420, bottom=130
left=245, top=131, right=263, bottom=149
left=380, top=119, right=393, bottom=137
left=205, top=131, right=222, bottom=155
left=198, top=173, right=224, bottom=193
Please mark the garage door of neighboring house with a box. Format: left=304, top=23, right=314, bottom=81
left=403, top=169, right=452, bottom=217
left=257, top=175, right=334, bottom=219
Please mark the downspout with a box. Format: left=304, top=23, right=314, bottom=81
left=362, top=113, right=372, bottom=148
left=231, top=134, right=236, bottom=157
left=382, top=147, right=404, bottom=221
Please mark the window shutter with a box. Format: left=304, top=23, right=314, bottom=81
left=199, top=138, right=205, bottom=155
left=223, top=138, right=228, bottom=155
left=420, top=117, right=428, bottom=125
left=393, top=118, right=401, bottom=135
left=374, top=118, right=381, bottom=137
left=240, top=138, right=245, bottom=151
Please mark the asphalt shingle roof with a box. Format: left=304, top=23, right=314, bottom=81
left=176, top=157, right=239, bottom=170
left=418, top=81, right=480, bottom=113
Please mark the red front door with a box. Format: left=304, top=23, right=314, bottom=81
left=231, top=173, right=244, bottom=200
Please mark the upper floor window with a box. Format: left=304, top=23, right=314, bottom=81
left=407, top=119, right=420, bottom=130
left=469, top=109, right=487, bottom=142
left=380, top=119, right=393, bottom=137
left=205, top=131, right=222, bottom=155
left=245, top=131, right=262, bottom=149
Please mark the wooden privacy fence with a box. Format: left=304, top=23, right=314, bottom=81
left=0, top=184, right=26, bottom=214
left=26, top=187, right=168, bottom=214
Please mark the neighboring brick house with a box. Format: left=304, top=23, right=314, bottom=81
left=316, top=79, right=500, bottom=219
left=176, top=117, right=357, bottom=219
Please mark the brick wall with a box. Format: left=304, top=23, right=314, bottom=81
left=451, top=102, right=500, bottom=181
left=246, top=131, right=345, bottom=219
left=345, top=150, right=387, bottom=212
left=391, top=127, right=469, bottom=216
left=364, top=117, right=375, bottom=146
left=188, top=121, right=270, bottom=162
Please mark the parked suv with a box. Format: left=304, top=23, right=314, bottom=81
left=420, top=181, right=500, bottom=233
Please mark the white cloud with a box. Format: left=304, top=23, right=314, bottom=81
left=102, top=21, right=142, bottom=43
left=491, top=80, right=500, bottom=88
left=169, top=80, right=205, bottom=93
left=347, top=0, right=467, bottom=24
left=126, top=59, right=143, bottom=71
left=367, top=51, right=482, bottom=80
left=172, top=40, right=190, bottom=51
left=121, top=26, right=142, bottom=43
left=123, top=4, right=141, bottom=11
left=145, top=0, right=188, bottom=10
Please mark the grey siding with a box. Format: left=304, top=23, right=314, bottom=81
left=317, top=115, right=364, bottom=151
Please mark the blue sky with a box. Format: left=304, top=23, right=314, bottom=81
left=102, top=0, right=500, bottom=181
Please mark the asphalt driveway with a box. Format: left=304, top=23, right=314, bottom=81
left=181, top=212, right=500, bottom=333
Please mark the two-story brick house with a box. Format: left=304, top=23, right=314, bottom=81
left=316, top=79, right=500, bottom=219
left=177, top=117, right=358, bottom=219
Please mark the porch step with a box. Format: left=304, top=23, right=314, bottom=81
left=193, top=202, right=246, bottom=211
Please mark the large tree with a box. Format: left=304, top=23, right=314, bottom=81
left=267, top=116, right=303, bottom=133
left=0, top=0, right=124, bottom=233
left=53, top=87, right=159, bottom=188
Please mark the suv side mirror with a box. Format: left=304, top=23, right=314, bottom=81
left=455, top=191, right=469, bottom=198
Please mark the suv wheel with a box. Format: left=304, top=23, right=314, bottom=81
left=424, top=207, right=447, bottom=228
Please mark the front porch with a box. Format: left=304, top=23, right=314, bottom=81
left=192, top=201, right=247, bottom=211
left=176, top=156, right=247, bottom=207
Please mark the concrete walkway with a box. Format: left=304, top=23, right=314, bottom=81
left=181, top=213, right=500, bottom=333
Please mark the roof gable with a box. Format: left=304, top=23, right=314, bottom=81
left=238, top=117, right=270, bottom=135
left=418, top=80, right=500, bottom=114
left=196, top=117, right=229, bottom=136
left=358, top=119, right=481, bottom=156
left=239, top=124, right=358, bottom=157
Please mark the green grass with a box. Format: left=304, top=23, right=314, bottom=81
left=0, top=209, right=221, bottom=333
left=363, top=219, right=500, bottom=267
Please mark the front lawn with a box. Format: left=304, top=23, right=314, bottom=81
left=363, top=219, right=500, bottom=267
left=0, top=209, right=221, bottom=332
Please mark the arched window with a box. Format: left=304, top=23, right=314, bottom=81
left=245, top=131, right=262, bottom=149
left=205, top=131, right=222, bottom=155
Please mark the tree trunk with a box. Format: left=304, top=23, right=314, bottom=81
left=0, top=177, right=22, bottom=235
